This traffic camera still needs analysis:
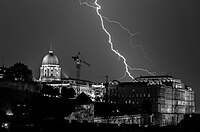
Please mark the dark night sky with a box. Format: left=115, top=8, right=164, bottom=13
left=0, top=0, right=199, bottom=112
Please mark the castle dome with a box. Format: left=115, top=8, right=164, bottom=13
left=42, top=50, right=59, bottom=65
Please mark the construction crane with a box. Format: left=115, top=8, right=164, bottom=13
left=72, top=52, right=91, bottom=80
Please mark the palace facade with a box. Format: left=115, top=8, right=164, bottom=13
left=105, top=76, right=195, bottom=126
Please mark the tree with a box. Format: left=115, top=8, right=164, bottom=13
left=3, top=62, right=33, bottom=82
left=61, top=87, right=76, bottom=100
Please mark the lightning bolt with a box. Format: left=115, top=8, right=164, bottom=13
left=79, top=0, right=155, bottom=81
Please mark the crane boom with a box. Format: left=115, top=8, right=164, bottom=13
left=72, top=52, right=91, bottom=80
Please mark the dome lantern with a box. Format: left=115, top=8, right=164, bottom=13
left=42, top=50, right=59, bottom=65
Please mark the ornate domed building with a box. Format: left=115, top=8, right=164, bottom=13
left=39, top=49, right=61, bottom=82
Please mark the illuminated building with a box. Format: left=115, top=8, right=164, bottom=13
left=39, top=49, right=61, bottom=82
left=38, top=49, right=105, bottom=102
left=106, top=75, right=195, bottom=126
left=42, top=78, right=105, bottom=102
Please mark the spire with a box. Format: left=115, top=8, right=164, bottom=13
left=49, top=41, right=53, bottom=53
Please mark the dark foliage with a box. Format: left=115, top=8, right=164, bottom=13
left=179, top=114, right=200, bottom=132
left=42, top=85, right=59, bottom=96
left=3, top=62, right=33, bottom=82
left=61, top=87, right=76, bottom=100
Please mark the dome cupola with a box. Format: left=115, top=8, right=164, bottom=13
left=42, top=50, right=59, bottom=65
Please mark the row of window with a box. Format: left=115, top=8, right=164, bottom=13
left=109, top=93, right=151, bottom=98
left=108, top=100, right=139, bottom=104
left=41, top=68, right=60, bottom=78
